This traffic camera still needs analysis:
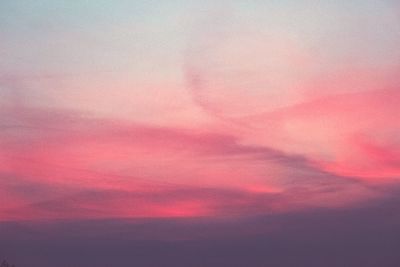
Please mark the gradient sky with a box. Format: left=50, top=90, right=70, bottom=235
left=1, top=1, right=400, bottom=266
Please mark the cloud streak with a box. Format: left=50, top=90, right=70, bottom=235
left=0, top=103, right=382, bottom=221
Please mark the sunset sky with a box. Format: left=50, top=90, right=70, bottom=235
left=1, top=1, right=400, bottom=266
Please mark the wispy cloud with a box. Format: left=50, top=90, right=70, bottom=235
left=0, top=103, right=385, bottom=221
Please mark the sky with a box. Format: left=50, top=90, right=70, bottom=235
left=1, top=0, right=400, bottom=266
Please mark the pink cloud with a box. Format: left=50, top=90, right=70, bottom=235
left=0, top=105, right=380, bottom=221
left=239, top=86, right=400, bottom=182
